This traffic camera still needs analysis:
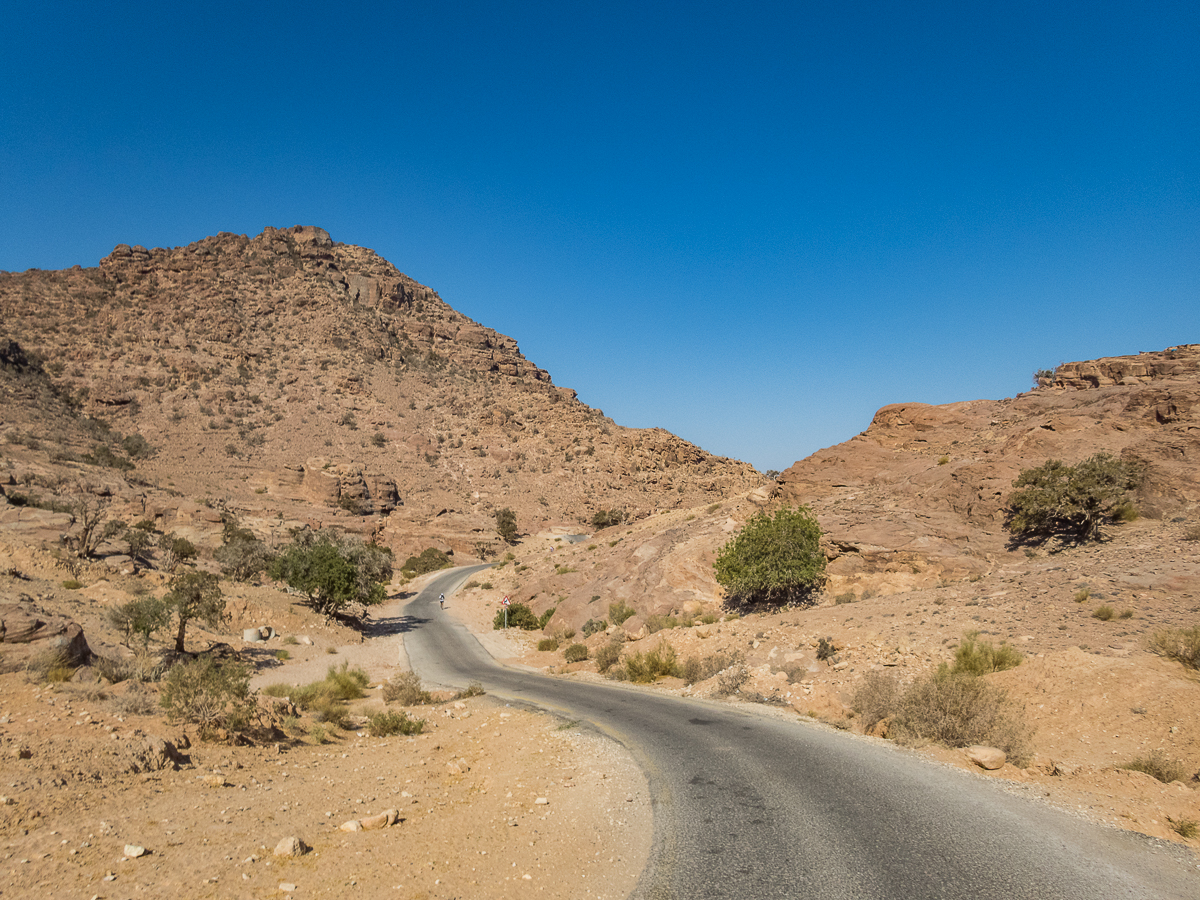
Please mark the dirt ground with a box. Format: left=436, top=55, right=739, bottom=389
left=0, top=570, right=652, bottom=900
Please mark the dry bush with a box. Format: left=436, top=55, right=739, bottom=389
left=618, top=641, right=680, bottom=683
left=1092, top=605, right=1115, bottom=621
left=1149, top=626, right=1200, bottom=669
left=894, top=666, right=1031, bottom=764
left=367, top=710, right=425, bottom=737
left=594, top=641, right=623, bottom=673
left=381, top=670, right=432, bottom=705
left=681, top=650, right=743, bottom=685
left=1120, top=750, right=1187, bottom=784
left=159, top=656, right=256, bottom=737
left=714, top=663, right=750, bottom=696
left=537, top=638, right=559, bottom=652
left=109, top=684, right=159, bottom=716
left=25, top=649, right=75, bottom=684
left=563, top=643, right=588, bottom=663
left=851, top=670, right=901, bottom=730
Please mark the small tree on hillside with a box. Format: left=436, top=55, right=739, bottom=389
left=269, top=530, right=393, bottom=621
left=714, top=506, right=826, bottom=608
left=215, top=520, right=275, bottom=582
left=164, top=571, right=226, bottom=653
left=1005, top=452, right=1141, bottom=543
left=495, top=507, right=519, bottom=544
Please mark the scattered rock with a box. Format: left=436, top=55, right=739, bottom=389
left=339, top=819, right=363, bottom=832
left=273, top=836, right=308, bottom=857
left=123, top=844, right=147, bottom=858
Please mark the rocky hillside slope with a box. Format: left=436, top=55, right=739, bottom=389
left=0, top=225, right=763, bottom=559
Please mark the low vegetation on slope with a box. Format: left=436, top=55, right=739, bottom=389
left=714, top=506, right=826, bottom=608
left=1005, top=452, right=1141, bottom=544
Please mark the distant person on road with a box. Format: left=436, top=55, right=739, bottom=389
left=439, top=593, right=445, bottom=609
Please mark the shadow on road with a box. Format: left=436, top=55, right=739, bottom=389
left=364, top=612, right=430, bottom=638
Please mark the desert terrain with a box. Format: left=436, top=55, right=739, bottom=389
left=2, top=227, right=1198, bottom=897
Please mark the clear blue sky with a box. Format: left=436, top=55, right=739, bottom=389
left=2, top=2, right=1196, bottom=472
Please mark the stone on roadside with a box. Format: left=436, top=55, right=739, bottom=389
left=123, top=844, right=147, bottom=858
left=964, top=746, right=1006, bottom=770
left=339, top=819, right=363, bottom=832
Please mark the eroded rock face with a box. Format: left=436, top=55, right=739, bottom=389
left=0, top=604, right=91, bottom=664
left=776, top=344, right=1200, bottom=595
left=248, top=458, right=400, bottom=515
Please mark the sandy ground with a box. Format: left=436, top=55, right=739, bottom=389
left=0, top=571, right=653, bottom=900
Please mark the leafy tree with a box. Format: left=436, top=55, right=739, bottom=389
left=1005, top=452, right=1140, bottom=543
left=160, top=655, right=256, bottom=736
left=401, top=547, right=452, bottom=577
left=495, top=507, right=518, bottom=543
left=158, top=532, right=197, bottom=573
left=164, top=571, right=226, bottom=653
left=713, top=506, right=826, bottom=607
left=269, top=530, right=393, bottom=620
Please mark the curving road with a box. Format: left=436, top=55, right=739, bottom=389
left=402, top=567, right=1200, bottom=900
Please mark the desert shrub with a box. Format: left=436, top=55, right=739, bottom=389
left=158, top=533, right=197, bottom=572
left=537, top=638, right=559, bottom=652
left=833, top=591, right=857, bottom=605
left=25, top=649, right=75, bottom=684
left=267, top=662, right=370, bottom=712
left=594, top=641, right=623, bottom=673
left=621, top=641, right=680, bottom=683
left=1092, top=605, right=1115, bottom=621
left=699, top=613, right=718, bottom=625
left=608, top=599, right=635, bottom=625
left=401, top=547, right=452, bottom=577
left=61, top=579, right=83, bottom=590
left=1074, top=587, right=1090, bottom=602
left=681, top=650, right=743, bottom=685
left=160, top=656, right=256, bottom=736
left=492, top=602, right=541, bottom=630
left=1120, top=750, right=1187, bottom=784
left=715, top=664, right=749, bottom=695
left=894, top=666, right=1030, bottom=764
left=495, top=507, right=518, bottom=543
left=645, top=614, right=680, bottom=634
left=1168, top=817, right=1198, bottom=839
left=452, top=681, right=485, bottom=699
left=309, top=723, right=328, bottom=744
left=367, top=710, right=425, bottom=737
left=110, top=684, right=159, bottom=716
left=84, top=442, right=134, bottom=471
left=107, top=595, right=171, bottom=649
left=563, top=643, right=589, bottom=663
left=270, top=530, right=393, bottom=620
left=382, top=670, right=432, bottom=705
left=1005, top=453, right=1142, bottom=543
left=121, top=434, right=155, bottom=459
left=215, top=521, right=275, bottom=581
left=1118, top=608, right=1134, bottom=619
left=590, top=508, right=626, bottom=529
left=951, top=631, right=1023, bottom=675
left=851, top=671, right=902, bottom=730
left=1148, top=626, right=1200, bottom=669
left=816, top=637, right=837, bottom=662
left=1182, top=524, right=1200, bottom=542
left=714, top=506, right=825, bottom=607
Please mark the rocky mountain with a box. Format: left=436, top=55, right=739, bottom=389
left=776, top=343, right=1200, bottom=597
left=0, top=225, right=764, bottom=558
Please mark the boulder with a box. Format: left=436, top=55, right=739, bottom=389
left=964, top=746, right=1007, bottom=770
left=273, top=836, right=308, bottom=857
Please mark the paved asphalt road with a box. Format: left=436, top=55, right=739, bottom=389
left=401, top=567, right=1200, bottom=900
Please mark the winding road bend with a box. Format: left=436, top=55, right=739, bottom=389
left=402, top=567, right=1200, bottom=900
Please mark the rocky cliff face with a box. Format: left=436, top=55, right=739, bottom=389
left=775, top=344, right=1200, bottom=595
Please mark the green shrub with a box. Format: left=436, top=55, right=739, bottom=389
left=382, top=670, right=432, bottom=705
left=367, top=710, right=425, bottom=736
left=1074, top=587, right=1090, bottom=603
left=1092, top=605, right=1115, bottom=621
left=537, top=638, right=560, bottom=652
left=621, top=641, right=680, bottom=683
left=816, top=637, right=836, bottom=662
left=951, top=631, right=1023, bottom=675
left=608, top=599, right=635, bottom=625
left=164, top=571, right=225, bottom=653
left=62, top=579, right=83, bottom=590
left=563, top=643, right=588, bottom=663
left=107, top=595, right=171, bottom=649
left=582, top=618, right=607, bottom=637
left=590, top=508, right=626, bottom=529
left=1168, top=817, right=1198, bottom=839
left=1120, top=750, right=1187, bottom=784
left=594, top=641, right=623, bottom=673
left=1149, top=626, right=1200, bottom=669
left=495, top=507, right=518, bottom=543
left=215, top=521, right=275, bottom=582
left=1005, top=453, right=1141, bottom=543
left=400, top=547, right=452, bottom=577
left=713, top=506, right=826, bottom=607
left=493, top=602, right=540, bottom=630
left=160, top=656, right=256, bottom=737
left=894, top=666, right=1030, bottom=764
